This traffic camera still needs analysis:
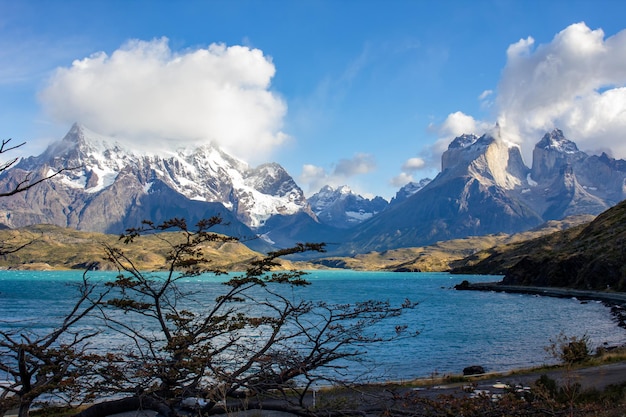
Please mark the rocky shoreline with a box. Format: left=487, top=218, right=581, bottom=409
left=455, top=280, right=626, bottom=329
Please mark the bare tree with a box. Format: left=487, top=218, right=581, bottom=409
left=0, top=273, right=109, bottom=417
left=0, top=138, right=73, bottom=199
left=76, top=217, right=417, bottom=417
left=0, top=137, right=97, bottom=417
left=0, top=137, right=77, bottom=256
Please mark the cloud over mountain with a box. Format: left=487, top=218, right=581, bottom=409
left=38, top=38, right=287, bottom=164
left=436, top=22, right=626, bottom=165
left=497, top=22, right=626, bottom=160
left=299, top=153, right=377, bottom=196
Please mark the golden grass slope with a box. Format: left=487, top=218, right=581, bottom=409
left=311, top=215, right=594, bottom=272
left=0, top=224, right=286, bottom=271
left=0, top=214, right=594, bottom=272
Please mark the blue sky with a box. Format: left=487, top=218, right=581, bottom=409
left=1, top=0, right=626, bottom=199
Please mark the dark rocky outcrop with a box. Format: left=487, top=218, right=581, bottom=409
left=463, top=365, right=486, bottom=376
left=452, top=198, right=626, bottom=291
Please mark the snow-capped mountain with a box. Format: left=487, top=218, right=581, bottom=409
left=1, top=123, right=624, bottom=255
left=389, top=178, right=432, bottom=206
left=307, top=185, right=388, bottom=229
left=521, top=129, right=610, bottom=219
left=0, top=124, right=313, bottom=247
left=336, top=128, right=626, bottom=254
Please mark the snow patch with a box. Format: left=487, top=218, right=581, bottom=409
left=60, top=174, right=87, bottom=189
left=258, top=233, right=275, bottom=244
left=52, top=168, right=86, bottom=189
left=85, top=165, right=119, bottom=193
left=46, top=124, right=310, bottom=229
left=346, top=211, right=374, bottom=221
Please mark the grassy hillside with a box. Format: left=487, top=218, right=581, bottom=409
left=312, top=215, right=593, bottom=272
left=0, top=224, right=310, bottom=271
left=452, top=200, right=626, bottom=291
left=0, top=213, right=597, bottom=275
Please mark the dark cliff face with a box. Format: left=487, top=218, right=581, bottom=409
left=337, top=133, right=541, bottom=254
left=453, top=198, right=626, bottom=291
left=339, top=175, right=543, bottom=255
left=531, top=129, right=586, bottom=182
left=336, top=128, right=626, bottom=255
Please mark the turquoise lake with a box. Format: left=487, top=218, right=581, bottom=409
left=1, top=269, right=624, bottom=381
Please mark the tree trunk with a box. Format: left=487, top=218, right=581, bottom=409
left=18, top=399, right=32, bottom=417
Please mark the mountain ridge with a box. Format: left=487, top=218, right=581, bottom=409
left=333, top=128, right=626, bottom=255
left=0, top=124, right=625, bottom=255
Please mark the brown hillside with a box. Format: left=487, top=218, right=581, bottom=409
left=452, top=199, right=626, bottom=291
left=0, top=224, right=272, bottom=271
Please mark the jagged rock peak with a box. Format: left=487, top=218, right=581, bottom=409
left=308, top=185, right=388, bottom=229
left=389, top=178, right=432, bottom=206
left=531, top=129, right=588, bottom=184
left=60, top=123, right=129, bottom=152
left=309, top=185, right=357, bottom=206
left=330, top=185, right=354, bottom=195
left=12, top=123, right=312, bottom=230
left=536, top=129, right=579, bottom=154
left=448, top=134, right=479, bottom=149
left=440, top=131, right=528, bottom=190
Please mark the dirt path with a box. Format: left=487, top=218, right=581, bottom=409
left=404, top=361, right=626, bottom=400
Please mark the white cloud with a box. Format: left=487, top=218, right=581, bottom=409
left=425, top=22, right=626, bottom=169
left=496, top=22, right=626, bottom=160
left=38, top=38, right=288, bottom=163
left=401, top=157, right=425, bottom=172
left=478, top=89, right=494, bottom=110
left=334, top=153, right=376, bottom=176
left=298, top=153, right=377, bottom=195
left=478, top=89, right=493, bottom=100
left=391, top=156, right=428, bottom=189
left=426, top=111, right=492, bottom=166
left=437, top=111, right=490, bottom=139
left=390, top=172, right=414, bottom=188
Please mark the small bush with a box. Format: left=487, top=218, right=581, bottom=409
left=547, top=333, right=591, bottom=365
left=561, top=335, right=590, bottom=364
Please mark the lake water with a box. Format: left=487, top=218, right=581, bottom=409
left=1, top=269, right=625, bottom=382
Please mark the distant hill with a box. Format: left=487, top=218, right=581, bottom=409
left=312, top=215, right=593, bottom=272
left=0, top=216, right=594, bottom=273
left=451, top=199, right=626, bottom=291
left=0, top=224, right=311, bottom=271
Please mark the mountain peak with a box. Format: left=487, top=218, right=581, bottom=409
left=389, top=178, right=432, bottom=206
left=536, top=129, right=579, bottom=154
left=531, top=129, right=587, bottom=183
left=10, top=123, right=312, bottom=231
left=308, top=185, right=387, bottom=229
left=440, top=131, right=527, bottom=190
left=448, top=134, right=479, bottom=149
